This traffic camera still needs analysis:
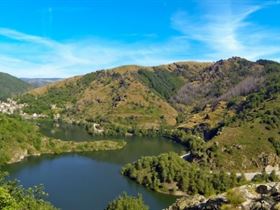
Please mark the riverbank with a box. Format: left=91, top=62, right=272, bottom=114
left=6, top=138, right=127, bottom=164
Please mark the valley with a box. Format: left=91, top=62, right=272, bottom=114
left=0, top=57, right=279, bottom=210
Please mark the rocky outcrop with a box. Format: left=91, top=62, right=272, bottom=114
left=167, top=182, right=280, bottom=210
left=166, top=195, right=226, bottom=210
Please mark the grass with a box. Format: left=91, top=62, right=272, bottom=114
left=42, top=139, right=127, bottom=155
left=206, top=93, right=280, bottom=171
left=178, top=101, right=235, bottom=129
left=207, top=122, right=278, bottom=171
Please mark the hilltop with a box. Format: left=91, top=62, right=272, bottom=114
left=0, top=72, right=31, bottom=99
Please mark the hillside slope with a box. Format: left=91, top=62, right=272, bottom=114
left=20, top=62, right=210, bottom=130
left=204, top=60, right=280, bottom=171
left=0, top=72, right=31, bottom=99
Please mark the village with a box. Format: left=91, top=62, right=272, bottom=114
left=0, top=98, right=45, bottom=119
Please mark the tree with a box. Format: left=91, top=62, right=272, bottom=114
left=105, top=193, right=149, bottom=210
left=0, top=187, right=18, bottom=209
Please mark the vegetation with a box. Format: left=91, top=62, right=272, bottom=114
left=225, top=189, right=246, bottom=206
left=105, top=193, right=148, bottom=210
left=43, top=139, right=126, bottom=155
left=0, top=113, right=43, bottom=164
left=137, top=68, right=185, bottom=99
left=1, top=57, right=280, bottom=209
left=19, top=68, right=178, bottom=129
left=170, top=58, right=280, bottom=171
left=269, top=137, right=280, bottom=156
left=0, top=113, right=126, bottom=165
left=0, top=72, right=31, bottom=99
left=0, top=171, right=56, bottom=209
left=172, top=57, right=263, bottom=106
left=122, top=152, right=246, bottom=196
left=252, top=170, right=279, bottom=183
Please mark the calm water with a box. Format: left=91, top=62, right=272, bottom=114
left=6, top=122, right=185, bottom=210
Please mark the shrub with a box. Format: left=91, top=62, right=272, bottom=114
left=105, top=193, right=149, bottom=210
left=226, top=189, right=246, bottom=206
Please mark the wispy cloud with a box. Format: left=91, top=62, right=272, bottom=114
left=0, top=28, right=191, bottom=78
left=0, top=0, right=279, bottom=78
left=171, top=0, right=280, bottom=60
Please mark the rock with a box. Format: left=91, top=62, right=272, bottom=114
left=256, top=185, right=269, bottom=195
left=266, top=165, right=280, bottom=173
left=166, top=195, right=206, bottom=210
left=250, top=200, right=270, bottom=210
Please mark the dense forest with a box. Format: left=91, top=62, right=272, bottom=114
left=122, top=152, right=279, bottom=197
left=122, top=152, right=248, bottom=196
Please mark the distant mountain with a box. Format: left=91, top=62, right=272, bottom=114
left=21, top=78, right=62, bottom=87
left=0, top=72, right=31, bottom=100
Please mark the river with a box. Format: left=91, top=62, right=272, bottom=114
left=5, top=121, right=185, bottom=210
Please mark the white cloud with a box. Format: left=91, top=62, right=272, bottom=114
left=171, top=0, right=280, bottom=60
left=0, top=0, right=279, bottom=78
left=0, top=28, right=191, bottom=78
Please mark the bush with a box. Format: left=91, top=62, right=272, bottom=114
left=105, top=193, right=149, bottom=210
left=0, top=172, right=56, bottom=210
left=252, top=171, right=279, bottom=183
left=268, top=137, right=280, bottom=156
left=226, top=189, right=245, bottom=206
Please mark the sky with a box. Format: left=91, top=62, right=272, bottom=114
left=0, top=0, right=279, bottom=78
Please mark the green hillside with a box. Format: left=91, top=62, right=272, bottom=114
left=0, top=72, right=31, bottom=99
left=202, top=60, right=280, bottom=171
left=18, top=62, right=210, bottom=131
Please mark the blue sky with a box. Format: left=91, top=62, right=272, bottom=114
left=0, top=0, right=279, bottom=77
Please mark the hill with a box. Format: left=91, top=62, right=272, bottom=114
left=18, top=64, right=208, bottom=128
left=19, top=62, right=210, bottom=131
left=0, top=72, right=31, bottom=99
